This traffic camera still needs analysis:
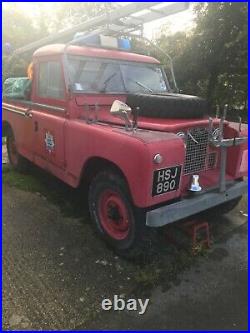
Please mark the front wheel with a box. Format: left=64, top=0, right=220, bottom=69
left=88, top=171, right=148, bottom=257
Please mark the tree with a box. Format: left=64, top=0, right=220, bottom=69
left=2, top=4, right=51, bottom=79
left=2, top=3, right=118, bottom=79
left=49, top=2, right=119, bottom=31
left=155, top=2, right=248, bottom=119
left=194, top=2, right=247, bottom=111
left=2, top=2, right=247, bottom=121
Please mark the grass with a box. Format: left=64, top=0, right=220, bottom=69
left=2, top=159, right=219, bottom=302
left=134, top=266, right=161, bottom=287
left=2, top=163, right=88, bottom=219
left=3, top=164, right=47, bottom=193
left=131, top=246, right=199, bottom=297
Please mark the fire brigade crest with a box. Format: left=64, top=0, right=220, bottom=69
left=45, top=131, right=55, bottom=153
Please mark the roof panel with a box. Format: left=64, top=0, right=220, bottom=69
left=33, top=44, right=160, bottom=64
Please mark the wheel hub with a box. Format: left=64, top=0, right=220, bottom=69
left=99, top=190, right=130, bottom=240
left=107, top=204, right=121, bottom=223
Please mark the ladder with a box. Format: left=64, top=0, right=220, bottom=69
left=7, top=2, right=189, bottom=91
left=12, top=2, right=189, bottom=56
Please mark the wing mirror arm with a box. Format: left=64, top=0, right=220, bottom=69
left=110, top=100, right=134, bottom=131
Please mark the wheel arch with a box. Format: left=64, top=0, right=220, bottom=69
left=80, top=156, right=133, bottom=202
left=2, top=121, right=12, bottom=137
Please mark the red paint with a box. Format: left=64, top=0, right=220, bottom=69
left=33, top=44, right=160, bottom=64
left=2, top=44, right=248, bottom=210
left=99, top=189, right=130, bottom=240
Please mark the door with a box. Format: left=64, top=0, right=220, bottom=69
left=5, top=103, right=34, bottom=161
left=32, top=59, right=67, bottom=169
left=21, top=108, right=34, bottom=158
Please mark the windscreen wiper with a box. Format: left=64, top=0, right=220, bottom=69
left=129, top=78, right=153, bottom=93
left=100, top=73, right=117, bottom=92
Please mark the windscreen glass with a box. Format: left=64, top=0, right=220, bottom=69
left=68, top=56, right=168, bottom=93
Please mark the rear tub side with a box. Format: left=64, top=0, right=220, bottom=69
left=64, top=120, right=186, bottom=208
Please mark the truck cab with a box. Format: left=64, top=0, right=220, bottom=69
left=3, top=36, right=248, bottom=256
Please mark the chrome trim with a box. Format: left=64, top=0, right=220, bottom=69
left=187, top=130, right=199, bottom=144
left=3, top=106, right=26, bottom=117
left=3, top=101, right=65, bottom=113
left=32, top=102, right=65, bottom=113
left=3, top=102, right=28, bottom=111
left=153, top=153, right=163, bottom=164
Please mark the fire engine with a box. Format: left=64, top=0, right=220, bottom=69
left=2, top=3, right=248, bottom=256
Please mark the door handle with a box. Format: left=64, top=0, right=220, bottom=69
left=25, top=110, right=33, bottom=118
left=34, top=121, right=38, bottom=132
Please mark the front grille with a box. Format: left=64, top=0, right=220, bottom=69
left=207, top=152, right=217, bottom=169
left=184, top=127, right=209, bottom=174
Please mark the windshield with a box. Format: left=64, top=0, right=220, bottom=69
left=68, top=55, right=168, bottom=94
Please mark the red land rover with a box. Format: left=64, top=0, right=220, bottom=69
left=3, top=36, right=248, bottom=256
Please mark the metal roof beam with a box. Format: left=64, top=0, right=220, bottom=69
left=12, top=2, right=161, bottom=56
left=124, top=2, right=189, bottom=26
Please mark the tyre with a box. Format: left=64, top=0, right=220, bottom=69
left=88, top=171, right=152, bottom=258
left=6, top=129, right=29, bottom=172
left=126, top=93, right=208, bottom=119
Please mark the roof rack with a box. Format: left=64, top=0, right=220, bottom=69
left=8, top=2, right=189, bottom=92
left=12, top=2, right=189, bottom=56
left=67, top=28, right=180, bottom=91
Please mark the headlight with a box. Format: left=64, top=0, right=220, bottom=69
left=153, top=153, right=163, bottom=164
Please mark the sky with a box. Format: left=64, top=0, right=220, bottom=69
left=4, top=2, right=195, bottom=38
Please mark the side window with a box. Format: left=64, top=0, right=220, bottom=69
left=38, top=61, right=64, bottom=99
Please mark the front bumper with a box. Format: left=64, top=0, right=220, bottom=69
left=146, top=180, right=248, bottom=227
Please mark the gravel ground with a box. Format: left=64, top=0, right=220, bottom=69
left=2, top=181, right=248, bottom=330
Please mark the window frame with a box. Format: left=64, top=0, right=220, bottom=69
left=67, top=55, right=170, bottom=94
left=35, top=57, right=67, bottom=109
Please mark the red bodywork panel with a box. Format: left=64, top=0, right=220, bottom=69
left=2, top=45, right=248, bottom=209
left=33, top=44, right=160, bottom=64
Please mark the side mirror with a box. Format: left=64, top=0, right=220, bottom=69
left=110, top=100, right=132, bottom=130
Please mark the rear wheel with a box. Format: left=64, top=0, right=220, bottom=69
left=88, top=171, right=151, bottom=258
left=6, top=129, right=29, bottom=172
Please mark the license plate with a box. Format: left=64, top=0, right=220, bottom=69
left=152, top=166, right=181, bottom=196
